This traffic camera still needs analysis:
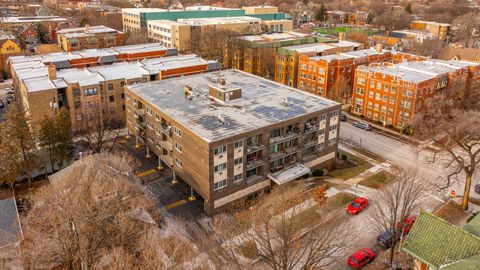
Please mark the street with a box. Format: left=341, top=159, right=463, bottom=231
left=326, top=122, right=480, bottom=269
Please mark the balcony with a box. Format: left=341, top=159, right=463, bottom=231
left=246, top=174, right=263, bottom=185
left=304, top=123, right=319, bottom=134
left=159, top=155, right=173, bottom=167
left=269, top=147, right=299, bottom=160
left=246, top=159, right=265, bottom=170
left=302, top=153, right=318, bottom=162
left=246, top=143, right=265, bottom=154
left=303, top=139, right=317, bottom=148
left=135, top=108, right=145, bottom=117
left=268, top=163, right=311, bottom=185
left=158, top=140, right=172, bottom=151
left=160, top=124, right=172, bottom=136
left=135, top=118, right=145, bottom=130
left=269, top=131, right=300, bottom=144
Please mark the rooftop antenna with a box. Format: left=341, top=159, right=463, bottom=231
left=217, top=113, right=225, bottom=124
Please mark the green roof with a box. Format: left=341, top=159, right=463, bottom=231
left=464, top=213, right=480, bottom=237
left=402, top=211, right=480, bottom=270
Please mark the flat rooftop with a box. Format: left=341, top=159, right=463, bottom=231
left=9, top=43, right=173, bottom=66
left=241, top=31, right=310, bottom=43
left=177, top=16, right=261, bottom=25
left=357, top=59, right=477, bottom=83
left=14, top=54, right=217, bottom=92
left=122, top=6, right=240, bottom=14
left=127, top=69, right=339, bottom=142
left=341, top=48, right=390, bottom=58
left=411, top=20, right=451, bottom=27
left=282, top=40, right=361, bottom=54
left=57, top=25, right=123, bottom=38
left=0, top=16, right=68, bottom=23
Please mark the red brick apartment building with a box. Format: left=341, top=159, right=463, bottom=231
left=297, top=45, right=426, bottom=101
left=350, top=60, right=480, bottom=128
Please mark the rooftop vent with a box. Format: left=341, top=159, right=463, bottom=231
left=217, top=113, right=225, bottom=124
left=218, top=78, right=226, bottom=85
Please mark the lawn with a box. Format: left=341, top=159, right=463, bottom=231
left=322, top=192, right=356, bottom=213
left=360, top=170, right=396, bottom=189
left=329, top=151, right=372, bottom=180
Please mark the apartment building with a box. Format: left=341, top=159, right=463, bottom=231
left=122, top=6, right=245, bottom=34
left=9, top=43, right=177, bottom=91
left=297, top=45, right=426, bottom=101
left=242, top=5, right=286, bottom=20
left=10, top=51, right=220, bottom=131
left=410, top=20, right=451, bottom=40
left=124, top=69, right=341, bottom=214
left=350, top=60, right=480, bottom=128
left=275, top=37, right=363, bottom=87
left=57, top=25, right=126, bottom=52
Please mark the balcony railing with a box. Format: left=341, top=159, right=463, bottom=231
left=269, top=131, right=300, bottom=144
left=304, top=123, right=319, bottom=134
left=302, top=153, right=318, bottom=162
left=135, top=109, right=145, bottom=117
left=135, top=118, right=145, bottom=130
left=246, top=159, right=265, bottom=170
left=160, top=124, right=172, bottom=136
left=303, top=139, right=317, bottom=148
left=246, top=143, right=265, bottom=154
left=159, top=155, right=173, bottom=166
left=246, top=174, right=263, bottom=185
left=158, top=140, right=172, bottom=151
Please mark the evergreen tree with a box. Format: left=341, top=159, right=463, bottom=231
left=0, top=102, right=37, bottom=186
left=316, top=3, right=327, bottom=21
left=405, top=3, right=413, bottom=14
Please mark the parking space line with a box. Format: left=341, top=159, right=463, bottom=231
left=136, top=169, right=157, bottom=178
left=164, top=199, right=187, bottom=211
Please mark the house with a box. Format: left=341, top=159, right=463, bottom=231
left=438, top=47, right=480, bottom=63
left=16, top=25, right=39, bottom=52
left=402, top=211, right=480, bottom=270
left=0, top=31, right=22, bottom=78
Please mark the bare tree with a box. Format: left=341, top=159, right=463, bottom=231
left=77, top=111, right=123, bottom=154
left=19, top=153, right=170, bottom=269
left=329, top=75, right=351, bottom=104
left=406, top=39, right=445, bottom=58
left=374, top=10, right=413, bottom=31
left=451, top=11, right=480, bottom=48
left=368, top=172, right=424, bottom=268
left=346, top=31, right=370, bottom=49
left=413, top=84, right=480, bottom=210
left=210, top=185, right=355, bottom=270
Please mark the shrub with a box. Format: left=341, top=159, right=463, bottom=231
left=341, top=154, right=348, bottom=160
left=312, top=169, right=324, bottom=177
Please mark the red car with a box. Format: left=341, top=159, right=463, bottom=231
left=348, top=248, right=376, bottom=269
left=397, top=215, right=417, bottom=235
left=347, top=197, right=369, bottom=215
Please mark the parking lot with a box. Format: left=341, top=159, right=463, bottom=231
left=0, top=81, right=14, bottom=122
left=114, top=136, right=207, bottom=223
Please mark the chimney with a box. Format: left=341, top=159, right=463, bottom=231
left=338, top=32, right=345, bottom=41
left=218, top=78, right=226, bottom=85
left=375, top=44, right=383, bottom=53
left=48, top=64, right=56, bottom=80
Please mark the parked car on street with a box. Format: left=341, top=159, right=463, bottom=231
left=347, top=248, right=376, bottom=269
left=397, top=215, right=417, bottom=235
left=377, top=229, right=400, bottom=249
left=6, top=95, right=12, bottom=104
left=353, top=121, right=372, bottom=131
left=6, top=88, right=14, bottom=95
left=340, top=113, right=348, bottom=121
left=347, top=197, right=369, bottom=215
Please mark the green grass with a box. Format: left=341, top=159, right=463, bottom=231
left=360, top=170, right=396, bottom=189
left=313, top=26, right=379, bottom=36
left=329, top=151, right=372, bottom=180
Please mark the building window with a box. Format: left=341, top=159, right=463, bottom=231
left=175, top=142, right=182, bottom=152
left=356, top=88, right=364, bottom=95
left=214, top=163, right=227, bottom=172
left=174, top=127, right=182, bottom=137
left=234, top=140, right=243, bottom=148
left=269, top=144, right=281, bottom=154
left=214, top=145, right=226, bottom=155
left=109, top=107, right=115, bottom=114
left=83, top=88, right=98, bottom=96
left=377, top=82, right=382, bottom=89
left=234, top=173, right=242, bottom=183
left=234, top=157, right=243, bottom=165
left=270, top=128, right=281, bottom=138
left=175, top=158, right=182, bottom=167
left=214, top=179, right=227, bottom=190
left=73, top=89, right=81, bottom=96
left=319, top=68, right=326, bottom=75
left=109, top=95, right=115, bottom=103
left=74, top=101, right=81, bottom=109
left=370, top=81, right=375, bottom=88
left=391, top=86, right=396, bottom=94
